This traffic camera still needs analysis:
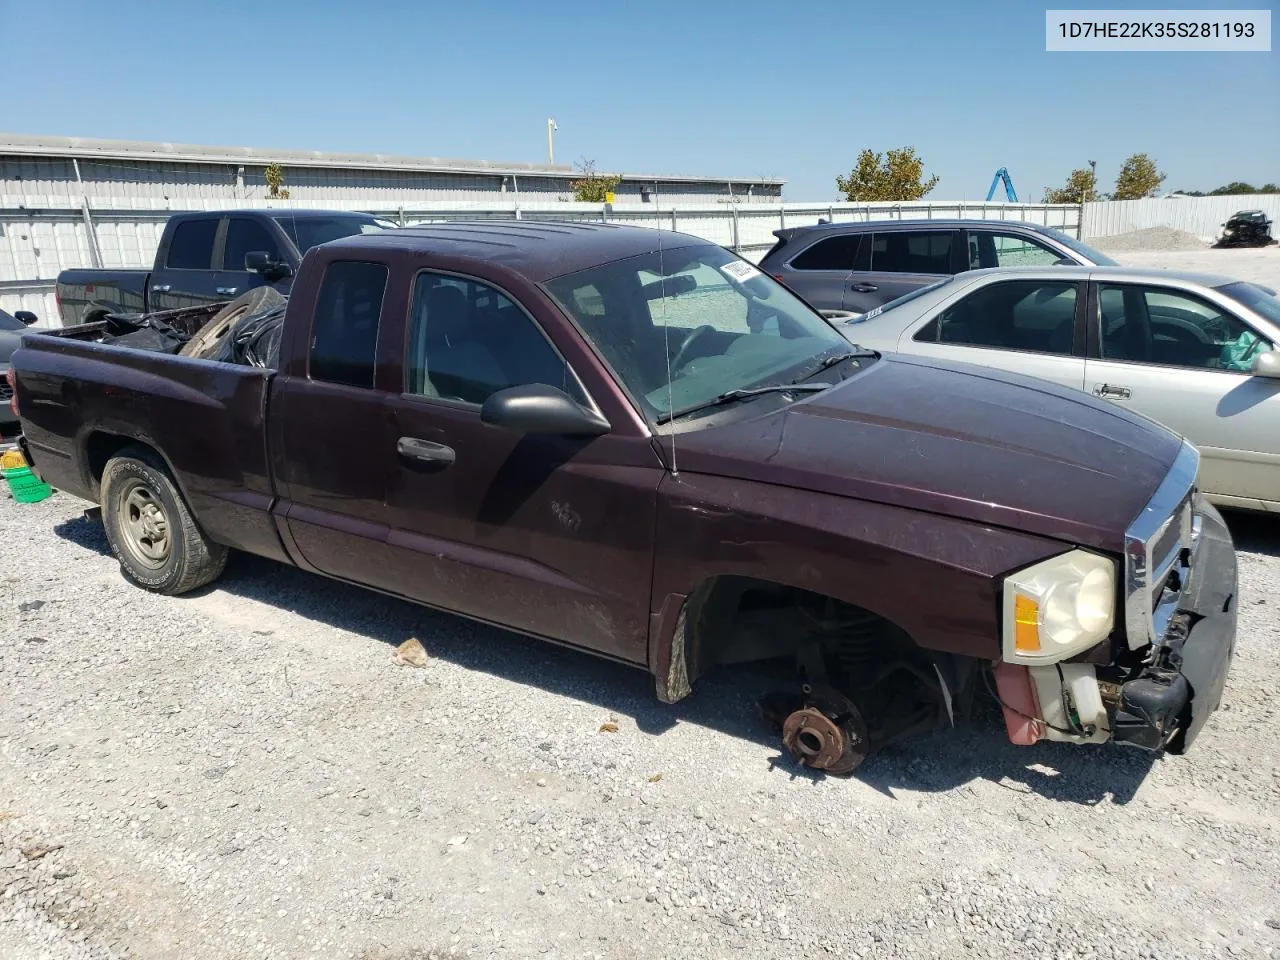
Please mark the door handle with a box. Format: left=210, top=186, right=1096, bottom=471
left=151, top=284, right=171, bottom=293
left=397, top=436, right=456, bottom=465
left=215, top=286, right=238, bottom=296
left=1093, top=383, right=1132, bottom=400
left=850, top=283, right=879, bottom=293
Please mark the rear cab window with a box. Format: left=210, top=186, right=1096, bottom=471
left=308, top=261, right=389, bottom=388
left=165, top=219, right=219, bottom=270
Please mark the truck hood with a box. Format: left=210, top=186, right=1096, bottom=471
left=671, top=353, right=1182, bottom=551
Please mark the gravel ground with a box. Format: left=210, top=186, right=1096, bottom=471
left=1106, top=244, right=1280, bottom=290
left=3, top=240, right=1280, bottom=960
left=3, top=488, right=1280, bottom=960
left=1091, top=228, right=1215, bottom=253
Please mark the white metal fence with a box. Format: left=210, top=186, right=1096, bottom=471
left=1082, top=194, right=1280, bottom=241
left=0, top=198, right=1081, bottom=324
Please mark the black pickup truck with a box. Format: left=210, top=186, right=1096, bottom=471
left=56, top=209, right=394, bottom=326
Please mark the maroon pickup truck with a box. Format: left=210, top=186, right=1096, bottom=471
left=6, top=222, right=1239, bottom=773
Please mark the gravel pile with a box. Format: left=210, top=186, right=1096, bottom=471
left=1090, top=227, right=1210, bottom=252
left=3, top=491, right=1280, bottom=959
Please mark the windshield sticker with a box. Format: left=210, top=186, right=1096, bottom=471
left=719, top=260, right=763, bottom=285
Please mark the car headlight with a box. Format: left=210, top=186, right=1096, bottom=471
left=1002, top=550, right=1116, bottom=665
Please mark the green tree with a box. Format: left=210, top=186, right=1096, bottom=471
left=570, top=159, right=622, bottom=203
left=264, top=162, right=290, bottom=200
left=1044, top=168, right=1100, bottom=204
left=835, top=147, right=939, bottom=202
left=1112, top=153, right=1165, bottom=200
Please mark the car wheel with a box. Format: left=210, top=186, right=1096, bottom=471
left=100, top=445, right=228, bottom=594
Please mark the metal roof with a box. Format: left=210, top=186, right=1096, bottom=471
left=0, top=133, right=786, bottom=187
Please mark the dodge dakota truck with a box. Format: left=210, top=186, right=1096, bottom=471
left=8, top=221, right=1238, bottom=773
left=55, top=209, right=393, bottom=326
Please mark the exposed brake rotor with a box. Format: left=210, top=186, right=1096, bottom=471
left=779, top=685, right=869, bottom=776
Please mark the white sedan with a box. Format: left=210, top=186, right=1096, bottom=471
left=841, top=266, right=1280, bottom=513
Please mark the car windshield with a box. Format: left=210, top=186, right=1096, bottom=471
left=544, top=244, right=851, bottom=424
left=1219, top=280, right=1280, bottom=326
left=1036, top=227, right=1120, bottom=266
left=272, top=215, right=386, bottom=254
left=0, top=310, right=23, bottom=332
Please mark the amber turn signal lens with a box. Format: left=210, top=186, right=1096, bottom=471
left=1014, top=594, right=1041, bottom=653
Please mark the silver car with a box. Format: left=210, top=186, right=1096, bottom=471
left=843, top=266, right=1280, bottom=513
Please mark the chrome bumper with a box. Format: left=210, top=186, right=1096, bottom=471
left=1115, top=441, right=1238, bottom=751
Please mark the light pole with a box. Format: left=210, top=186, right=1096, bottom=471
left=547, top=118, right=558, bottom=165
left=1088, top=159, right=1097, bottom=201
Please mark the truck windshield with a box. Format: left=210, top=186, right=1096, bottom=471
left=544, top=245, right=851, bottom=424
left=0, top=310, right=23, bottom=332
left=272, top=215, right=386, bottom=254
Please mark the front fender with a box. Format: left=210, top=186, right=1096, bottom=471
left=649, top=472, right=1077, bottom=680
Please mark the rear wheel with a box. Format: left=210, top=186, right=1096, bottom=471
left=100, top=445, right=227, bottom=594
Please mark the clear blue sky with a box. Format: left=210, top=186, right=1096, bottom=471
left=3, top=0, right=1276, bottom=200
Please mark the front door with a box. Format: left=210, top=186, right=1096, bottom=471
left=904, top=277, right=1087, bottom=392
left=381, top=270, right=662, bottom=663
left=1084, top=281, right=1280, bottom=506
left=214, top=216, right=289, bottom=302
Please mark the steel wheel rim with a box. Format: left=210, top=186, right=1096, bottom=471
left=118, top=481, right=171, bottom=569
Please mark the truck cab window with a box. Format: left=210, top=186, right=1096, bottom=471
left=224, top=218, right=281, bottom=271
left=405, top=272, right=584, bottom=405
left=166, top=219, right=218, bottom=270
left=309, top=261, right=388, bottom=388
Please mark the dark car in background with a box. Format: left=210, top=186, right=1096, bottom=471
left=1, top=307, right=38, bottom=440
left=55, top=209, right=395, bottom=326
left=759, top=218, right=1119, bottom=314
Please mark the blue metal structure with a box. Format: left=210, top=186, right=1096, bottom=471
left=985, top=168, right=1019, bottom=203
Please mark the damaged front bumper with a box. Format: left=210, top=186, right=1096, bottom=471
left=996, top=442, right=1238, bottom=754
left=1112, top=500, right=1237, bottom=752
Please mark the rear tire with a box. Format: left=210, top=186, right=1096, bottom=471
left=179, top=286, right=285, bottom=360
left=100, top=445, right=227, bottom=594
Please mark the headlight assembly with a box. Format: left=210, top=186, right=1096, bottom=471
left=1003, top=550, right=1117, bottom=665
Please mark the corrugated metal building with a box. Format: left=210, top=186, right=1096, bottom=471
left=0, top=134, right=785, bottom=207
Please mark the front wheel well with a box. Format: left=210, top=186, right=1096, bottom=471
left=679, top=575, right=980, bottom=743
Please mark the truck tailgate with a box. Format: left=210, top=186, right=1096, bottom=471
left=13, top=334, right=286, bottom=562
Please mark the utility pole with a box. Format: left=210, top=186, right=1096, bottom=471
left=547, top=118, right=558, bottom=165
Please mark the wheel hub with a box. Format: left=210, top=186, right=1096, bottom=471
left=121, top=485, right=170, bottom=567
left=780, top=686, right=869, bottom=776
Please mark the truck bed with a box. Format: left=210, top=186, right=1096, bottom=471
left=13, top=331, right=290, bottom=564
left=57, top=268, right=152, bottom=326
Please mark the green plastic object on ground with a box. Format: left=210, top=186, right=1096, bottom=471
left=1, top=465, right=53, bottom=504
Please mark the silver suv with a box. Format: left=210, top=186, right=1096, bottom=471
left=759, top=218, right=1119, bottom=315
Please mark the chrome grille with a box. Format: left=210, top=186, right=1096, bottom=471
left=1123, top=442, right=1200, bottom=651
left=0, top=382, right=11, bottom=402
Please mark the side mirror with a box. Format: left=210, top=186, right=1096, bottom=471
left=13, top=311, right=37, bottom=326
left=245, top=251, right=293, bottom=279
left=480, top=384, right=610, bottom=437
left=1053, top=258, right=1075, bottom=266
left=1252, top=351, right=1280, bottom=379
